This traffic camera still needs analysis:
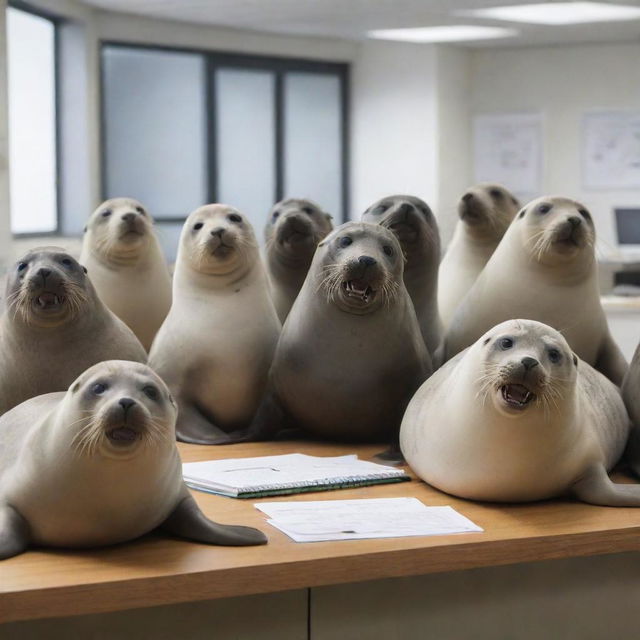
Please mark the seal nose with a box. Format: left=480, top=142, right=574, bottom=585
left=122, top=212, right=136, bottom=222
left=210, top=228, right=225, bottom=237
left=397, top=203, right=413, bottom=218
left=358, top=255, right=377, bottom=267
left=521, top=357, right=539, bottom=371
left=119, top=397, right=136, bottom=412
left=568, top=216, right=581, bottom=228
left=38, top=267, right=51, bottom=281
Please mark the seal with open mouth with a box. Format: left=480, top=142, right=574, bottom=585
left=362, top=195, right=442, bottom=358
left=80, top=198, right=172, bottom=351
left=442, top=196, right=627, bottom=385
left=438, top=183, right=519, bottom=329
left=0, top=360, right=267, bottom=559
left=148, top=204, right=281, bottom=444
left=401, top=319, right=639, bottom=505
left=264, top=198, right=333, bottom=323
left=0, top=247, right=147, bottom=416
left=237, top=221, right=432, bottom=443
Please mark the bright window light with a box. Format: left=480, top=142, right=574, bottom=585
left=7, top=7, right=58, bottom=234
left=466, top=2, right=640, bottom=25
left=367, top=25, right=518, bottom=43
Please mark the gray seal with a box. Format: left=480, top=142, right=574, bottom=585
left=0, top=247, right=147, bottom=416
left=264, top=198, right=333, bottom=322
left=362, top=195, right=442, bottom=357
left=0, top=360, right=267, bottom=559
left=243, top=221, right=432, bottom=444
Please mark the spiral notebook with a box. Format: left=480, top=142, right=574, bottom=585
left=182, top=453, right=410, bottom=499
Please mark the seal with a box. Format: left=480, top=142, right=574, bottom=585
left=362, top=195, right=442, bottom=357
left=0, top=247, right=147, bottom=416
left=148, top=204, right=281, bottom=444
left=264, top=198, right=333, bottom=322
left=244, top=222, right=432, bottom=444
left=438, top=183, right=519, bottom=328
left=80, top=198, right=172, bottom=351
left=0, top=360, right=267, bottom=559
left=401, top=319, right=640, bottom=506
left=442, top=196, right=627, bottom=385
left=622, top=343, right=640, bottom=478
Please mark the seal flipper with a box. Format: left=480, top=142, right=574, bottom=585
left=160, top=494, right=267, bottom=546
left=571, top=464, right=640, bottom=507
left=0, top=505, right=30, bottom=560
left=175, top=402, right=236, bottom=445
left=595, top=333, right=629, bottom=387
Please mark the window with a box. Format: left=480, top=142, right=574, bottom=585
left=7, top=3, right=58, bottom=235
left=101, top=44, right=349, bottom=242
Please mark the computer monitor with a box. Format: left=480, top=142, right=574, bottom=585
left=614, top=208, right=640, bottom=258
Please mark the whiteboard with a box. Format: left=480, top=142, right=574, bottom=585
left=583, top=111, right=640, bottom=190
left=473, top=112, right=542, bottom=195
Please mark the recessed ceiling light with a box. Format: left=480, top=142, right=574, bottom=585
left=466, top=2, right=640, bottom=25
left=367, top=25, right=518, bottom=43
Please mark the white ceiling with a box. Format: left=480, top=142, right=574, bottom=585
left=79, top=0, right=640, bottom=47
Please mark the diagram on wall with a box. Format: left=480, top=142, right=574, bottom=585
left=473, top=112, right=543, bottom=197
left=583, top=111, right=640, bottom=190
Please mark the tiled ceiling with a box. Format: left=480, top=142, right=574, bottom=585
left=79, top=0, right=640, bottom=46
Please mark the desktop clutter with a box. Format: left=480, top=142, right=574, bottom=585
left=2, top=187, right=640, bottom=560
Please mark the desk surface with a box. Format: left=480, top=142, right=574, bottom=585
left=3, top=440, right=640, bottom=624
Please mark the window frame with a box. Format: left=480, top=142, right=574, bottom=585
left=8, top=0, right=62, bottom=237
left=99, top=41, right=350, bottom=224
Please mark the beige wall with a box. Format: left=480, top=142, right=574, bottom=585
left=471, top=41, right=640, bottom=256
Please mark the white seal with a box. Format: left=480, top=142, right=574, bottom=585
left=402, top=319, right=638, bottom=506
left=80, top=198, right=172, bottom=351
left=438, top=183, right=519, bottom=328
left=0, top=360, right=267, bottom=559
left=443, top=196, right=627, bottom=385
left=148, top=204, right=281, bottom=444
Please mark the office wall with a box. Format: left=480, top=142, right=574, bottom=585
left=350, top=40, right=438, bottom=218
left=471, top=41, right=640, bottom=256
left=0, top=0, right=9, bottom=270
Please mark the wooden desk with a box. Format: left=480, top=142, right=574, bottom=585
left=2, top=441, right=640, bottom=624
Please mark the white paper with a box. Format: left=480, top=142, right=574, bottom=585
left=583, top=111, right=640, bottom=189
left=183, top=454, right=406, bottom=496
left=255, top=498, right=483, bottom=542
left=474, top=112, right=542, bottom=197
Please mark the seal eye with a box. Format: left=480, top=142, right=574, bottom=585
left=143, top=385, right=159, bottom=401
left=383, top=245, right=394, bottom=257
left=302, top=207, right=313, bottom=215
left=228, top=213, right=242, bottom=223
left=61, top=258, right=73, bottom=268
left=548, top=348, right=562, bottom=363
left=538, top=204, right=552, bottom=215
left=579, top=208, right=591, bottom=221
left=489, top=189, right=502, bottom=198
left=92, top=383, right=107, bottom=395
left=17, top=262, right=27, bottom=272
left=499, top=337, right=514, bottom=350
left=371, top=205, right=387, bottom=216
left=101, top=210, right=112, bottom=218
left=518, top=209, right=526, bottom=219
left=272, top=211, right=280, bottom=220
left=193, top=222, right=203, bottom=231
left=339, top=236, right=353, bottom=248
left=135, top=206, right=145, bottom=215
